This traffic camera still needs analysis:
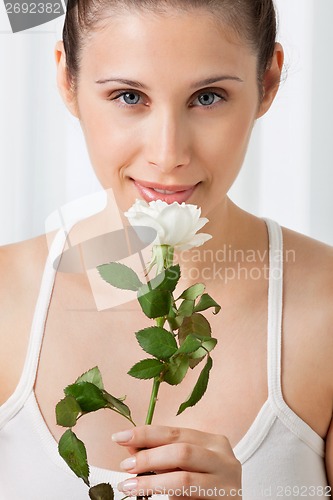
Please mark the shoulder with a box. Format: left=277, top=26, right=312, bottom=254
left=282, top=224, right=333, bottom=268
left=0, top=233, right=50, bottom=273
left=282, top=226, right=333, bottom=310
left=0, top=233, right=54, bottom=404
left=0, top=232, right=53, bottom=304
left=281, top=226, right=333, bottom=419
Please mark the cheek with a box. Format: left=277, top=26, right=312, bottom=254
left=196, top=109, right=255, bottom=172
left=78, top=99, right=141, bottom=186
left=193, top=104, right=256, bottom=211
left=84, top=125, right=132, bottom=162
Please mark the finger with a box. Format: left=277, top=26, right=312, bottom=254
left=126, top=446, right=138, bottom=455
left=119, top=443, right=220, bottom=474
left=112, top=425, right=230, bottom=452
left=117, top=470, right=222, bottom=499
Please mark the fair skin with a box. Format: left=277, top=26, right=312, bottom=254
left=0, top=6, right=332, bottom=498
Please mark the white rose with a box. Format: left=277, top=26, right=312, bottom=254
left=124, top=199, right=212, bottom=251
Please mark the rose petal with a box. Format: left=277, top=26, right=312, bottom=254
left=124, top=199, right=211, bottom=252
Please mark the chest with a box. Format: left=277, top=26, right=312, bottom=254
left=34, top=271, right=270, bottom=470
left=33, top=264, right=331, bottom=472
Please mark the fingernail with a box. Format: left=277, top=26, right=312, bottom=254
left=120, top=456, right=136, bottom=471
left=118, top=479, right=138, bottom=492
left=112, top=430, right=134, bottom=443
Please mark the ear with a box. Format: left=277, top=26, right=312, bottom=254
left=256, top=43, right=284, bottom=118
left=54, top=40, right=80, bottom=118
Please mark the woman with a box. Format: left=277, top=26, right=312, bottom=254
left=0, top=0, right=332, bottom=498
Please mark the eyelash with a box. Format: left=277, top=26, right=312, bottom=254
left=108, top=89, right=226, bottom=110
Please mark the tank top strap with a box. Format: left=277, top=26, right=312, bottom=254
left=0, top=226, right=69, bottom=429
left=263, top=218, right=325, bottom=455
left=263, top=217, right=284, bottom=400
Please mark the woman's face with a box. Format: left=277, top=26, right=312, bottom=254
left=60, top=9, right=274, bottom=216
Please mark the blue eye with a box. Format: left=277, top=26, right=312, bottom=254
left=120, top=92, right=141, bottom=105
left=110, top=91, right=142, bottom=106
left=193, top=92, right=223, bottom=107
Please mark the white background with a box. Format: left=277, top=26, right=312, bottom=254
left=0, top=0, right=332, bottom=245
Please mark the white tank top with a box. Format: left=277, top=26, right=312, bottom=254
left=0, top=219, right=330, bottom=500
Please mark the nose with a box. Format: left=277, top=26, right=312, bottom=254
left=144, top=107, right=191, bottom=173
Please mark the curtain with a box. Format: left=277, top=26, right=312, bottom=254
left=0, top=0, right=332, bottom=245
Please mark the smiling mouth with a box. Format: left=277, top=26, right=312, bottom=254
left=132, top=179, right=199, bottom=204
left=152, top=188, right=180, bottom=194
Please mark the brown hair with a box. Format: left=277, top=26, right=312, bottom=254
left=63, top=0, right=278, bottom=94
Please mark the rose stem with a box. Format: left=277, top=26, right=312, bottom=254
left=145, top=377, right=161, bottom=425
left=144, top=316, right=165, bottom=425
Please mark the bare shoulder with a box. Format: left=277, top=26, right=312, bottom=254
left=0, top=233, right=51, bottom=275
left=0, top=233, right=54, bottom=404
left=283, top=224, right=333, bottom=269
left=281, top=226, right=333, bottom=430
left=0, top=233, right=51, bottom=300
left=282, top=226, right=333, bottom=309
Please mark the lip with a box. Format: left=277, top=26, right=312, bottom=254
left=132, top=179, right=199, bottom=204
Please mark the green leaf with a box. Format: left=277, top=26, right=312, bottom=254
left=167, top=303, right=184, bottom=330
left=178, top=313, right=212, bottom=342
left=167, top=315, right=184, bottom=331
left=178, top=313, right=213, bottom=368
left=97, top=262, right=143, bottom=291
left=58, top=429, right=90, bottom=486
left=177, top=356, right=213, bottom=415
left=137, top=287, right=172, bottom=319
left=89, top=483, right=114, bottom=500
left=128, top=359, right=164, bottom=380
left=188, top=338, right=217, bottom=368
left=136, top=326, right=178, bottom=360
left=75, top=366, right=104, bottom=390
left=175, top=334, right=202, bottom=355
left=164, top=356, right=189, bottom=385
left=149, top=265, right=181, bottom=292
left=177, top=299, right=194, bottom=317
left=178, top=283, right=205, bottom=301
left=193, top=293, right=221, bottom=315
left=189, top=337, right=217, bottom=359
left=56, top=395, right=81, bottom=427
left=65, top=382, right=107, bottom=412
left=102, top=391, right=133, bottom=420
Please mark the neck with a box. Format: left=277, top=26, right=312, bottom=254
left=173, top=198, right=268, bottom=289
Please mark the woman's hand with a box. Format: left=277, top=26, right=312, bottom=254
left=112, top=425, right=242, bottom=499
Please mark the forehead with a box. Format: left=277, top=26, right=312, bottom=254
left=81, top=9, right=256, bottom=84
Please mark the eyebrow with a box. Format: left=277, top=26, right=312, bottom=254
left=95, top=75, right=244, bottom=89
left=95, top=78, right=147, bottom=89
left=190, top=75, right=244, bottom=88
